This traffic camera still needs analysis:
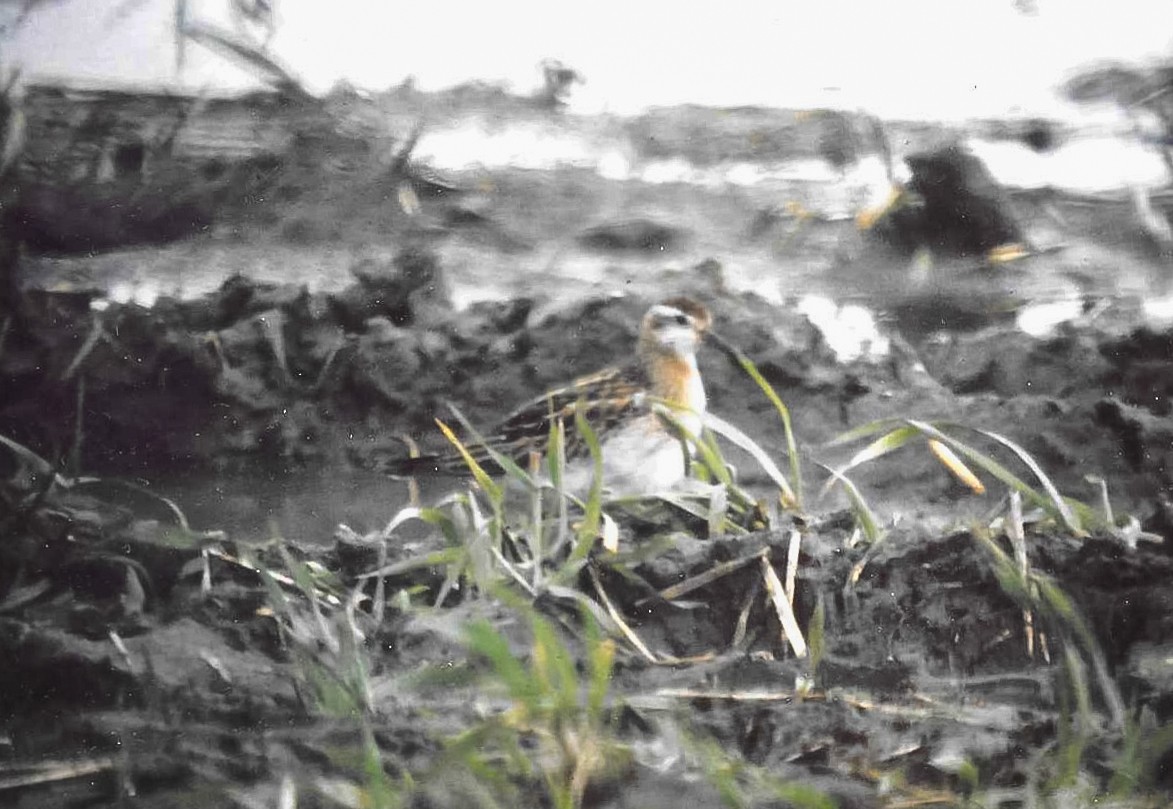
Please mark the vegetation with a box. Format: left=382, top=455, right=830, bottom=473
left=3, top=309, right=1173, bottom=805
left=1, top=3, right=1171, bottom=807
left=231, top=345, right=1168, bottom=807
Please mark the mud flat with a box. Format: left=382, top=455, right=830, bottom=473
left=4, top=91, right=1173, bottom=807
left=4, top=252, right=1173, bottom=806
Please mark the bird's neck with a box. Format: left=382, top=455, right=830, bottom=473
left=647, top=350, right=705, bottom=412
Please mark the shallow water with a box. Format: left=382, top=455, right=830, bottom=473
left=30, top=118, right=1172, bottom=336
left=413, top=119, right=1170, bottom=195
left=153, top=467, right=440, bottom=545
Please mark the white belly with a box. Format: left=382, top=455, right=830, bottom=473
left=560, top=418, right=689, bottom=498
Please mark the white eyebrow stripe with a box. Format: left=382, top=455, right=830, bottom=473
left=647, top=304, right=687, bottom=321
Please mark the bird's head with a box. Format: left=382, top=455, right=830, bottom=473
left=639, top=297, right=712, bottom=360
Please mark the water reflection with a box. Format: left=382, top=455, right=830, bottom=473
left=25, top=116, right=1173, bottom=358
left=414, top=120, right=1169, bottom=194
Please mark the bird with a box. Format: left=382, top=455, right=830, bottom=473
left=383, top=297, right=713, bottom=498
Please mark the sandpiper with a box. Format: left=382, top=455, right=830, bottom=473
left=385, top=297, right=712, bottom=497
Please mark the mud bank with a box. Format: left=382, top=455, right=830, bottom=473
left=3, top=449, right=1173, bottom=807
left=3, top=244, right=1171, bottom=514
left=5, top=235, right=1173, bottom=806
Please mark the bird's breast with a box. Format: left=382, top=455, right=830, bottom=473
left=591, top=417, right=688, bottom=495
left=652, top=354, right=706, bottom=411
left=650, top=353, right=706, bottom=440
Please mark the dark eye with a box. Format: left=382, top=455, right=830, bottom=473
left=674, top=314, right=689, bottom=326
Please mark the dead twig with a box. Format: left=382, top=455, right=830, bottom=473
left=69, top=375, right=84, bottom=477
left=587, top=563, right=658, bottom=664
left=182, top=19, right=311, bottom=98
left=731, top=575, right=761, bottom=650
left=388, top=119, right=425, bottom=180
left=1005, top=492, right=1035, bottom=660
left=0, top=757, right=118, bottom=792
left=783, top=528, right=802, bottom=607
left=0, top=755, right=117, bottom=792
left=60, top=314, right=105, bottom=382
left=761, top=556, right=806, bottom=658
left=639, top=548, right=767, bottom=606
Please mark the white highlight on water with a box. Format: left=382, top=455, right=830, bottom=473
left=797, top=294, right=889, bottom=362
left=1015, top=296, right=1086, bottom=338
left=415, top=118, right=1169, bottom=201
left=1143, top=294, right=1173, bottom=324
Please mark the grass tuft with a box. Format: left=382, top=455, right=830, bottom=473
left=451, top=598, right=628, bottom=809
left=826, top=418, right=1092, bottom=535
left=708, top=334, right=804, bottom=509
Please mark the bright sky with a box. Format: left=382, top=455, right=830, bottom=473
left=4, top=0, right=1173, bottom=120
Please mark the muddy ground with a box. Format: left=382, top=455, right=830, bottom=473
left=3, top=92, right=1173, bottom=808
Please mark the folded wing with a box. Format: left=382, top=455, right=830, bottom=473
left=380, top=362, right=651, bottom=478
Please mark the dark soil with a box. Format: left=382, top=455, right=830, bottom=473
left=3, top=89, right=1173, bottom=808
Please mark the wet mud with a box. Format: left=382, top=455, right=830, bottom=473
left=4, top=100, right=1173, bottom=807
left=4, top=253, right=1173, bottom=805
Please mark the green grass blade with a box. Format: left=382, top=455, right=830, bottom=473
left=418, top=506, right=464, bottom=547
left=448, top=404, right=538, bottom=492
left=0, top=433, right=67, bottom=484
left=807, top=594, right=826, bottom=679
left=279, top=546, right=321, bottom=601
left=972, top=530, right=1031, bottom=603
left=651, top=405, right=760, bottom=522
left=815, top=462, right=882, bottom=543
left=72, top=477, right=197, bottom=532
left=530, top=613, right=579, bottom=712
left=446, top=721, right=531, bottom=785
left=465, top=619, right=541, bottom=711
left=1035, top=575, right=1126, bottom=728
left=547, top=416, right=571, bottom=557
left=845, top=425, right=920, bottom=469
left=723, top=345, right=804, bottom=508
left=955, top=423, right=1084, bottom=535
left=360, top=721, right=401, bottom=809
left=645, top=492, right=712, bottom=522
left=818, top=425, right=919, bottom=499
left=576, top=406, right=605, bottom=530
left=699, top=410, right=798, bottom=508
left=435, top=419, right=503, bottom=503
left=581, top=606, right=614, bottom=721
left=547, top=412, right=565, bottom=490
left=379, top=505, right=423, bottom=539
left=824, top=417, right=902, bottom=448
left=258, top=565, right=291, bottom=616
left=558, top=406, right=604, bottom=579
left=655, top=405, right=733, bottom=493
left=691, top=425, right=734, bottom=487
left=766, top=782, right=837, bottom=809
left=358, top=547, right=465, bottom=580
left=1035, top=575, right=1077, bottom=624
left=910, top=420, right=1082, bottom=535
